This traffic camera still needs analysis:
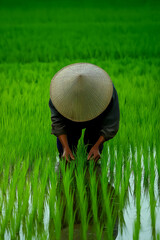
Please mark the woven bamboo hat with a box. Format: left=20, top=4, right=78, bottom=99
left=50, top=63, right=113, bottom=122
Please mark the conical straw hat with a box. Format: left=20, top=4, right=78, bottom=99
left=50, top=63, right=113, bottom=122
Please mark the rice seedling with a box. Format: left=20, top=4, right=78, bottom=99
left=0, top=160, right=21, bottom=237
left=10, top=158, right=29, bottom=237
left=26, top=158, right=41, bottom=239
left=49, top=164, right=63, bottom=240
left=89, top=163, right=103, bottom=240
left=109, top=142, right=115, bottom=183
left=0, top=164, right=10, bottom=214
left=60, top=162, right=75, bottom=240
left=149, top=152, right=157, bottom=240
left=133, top=158, right=141, bottom=240
left=143, top=144, right=149, bottom=191
left=37, top=159, right=49, bottom=224
left=114, top=148, right=123, bottom=195
left=101, top=161, right=120, bottom=240
left=75, top=167, right=89, bottom=240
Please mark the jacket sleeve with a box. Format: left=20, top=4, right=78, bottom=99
left=99, top=85, right=120, bottom=141
left=48, top=98, right=67, bottom=137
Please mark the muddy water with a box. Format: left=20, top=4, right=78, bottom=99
left=60, top=222, right=118, bottom=240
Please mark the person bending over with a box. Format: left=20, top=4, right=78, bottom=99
left=49, top=63, right=120, bottom=163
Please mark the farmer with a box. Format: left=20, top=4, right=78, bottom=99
left=49, top=63, right=120, bottom=163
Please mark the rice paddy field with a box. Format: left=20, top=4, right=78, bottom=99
left=0, top=0, right=160, bottom=239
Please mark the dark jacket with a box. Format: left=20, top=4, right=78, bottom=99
left=49, top=84, right=120, bottom=141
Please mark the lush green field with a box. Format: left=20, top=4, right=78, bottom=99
left=0, top=1, right=160, bottom=239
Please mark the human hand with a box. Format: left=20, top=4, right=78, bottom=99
left=87, top=145, right=101, bottom=163
left=62, top=146, right=75, bottom=163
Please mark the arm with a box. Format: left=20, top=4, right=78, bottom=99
left=49, top=99, right=74, bottom=162
left=94, top=135, right=105, bottom=148
left=99, top=85, right=120, bottom=141
left=87, top=85, right=120, bottom=162
left=58, top=134, right=75, bottom=162
left=49, top=98, right=67, bottom=136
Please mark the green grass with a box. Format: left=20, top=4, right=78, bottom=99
left=0, top=0, right=160, bottom=239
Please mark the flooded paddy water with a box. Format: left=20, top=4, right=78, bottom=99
left=1, top=145, right=160, bottom=240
